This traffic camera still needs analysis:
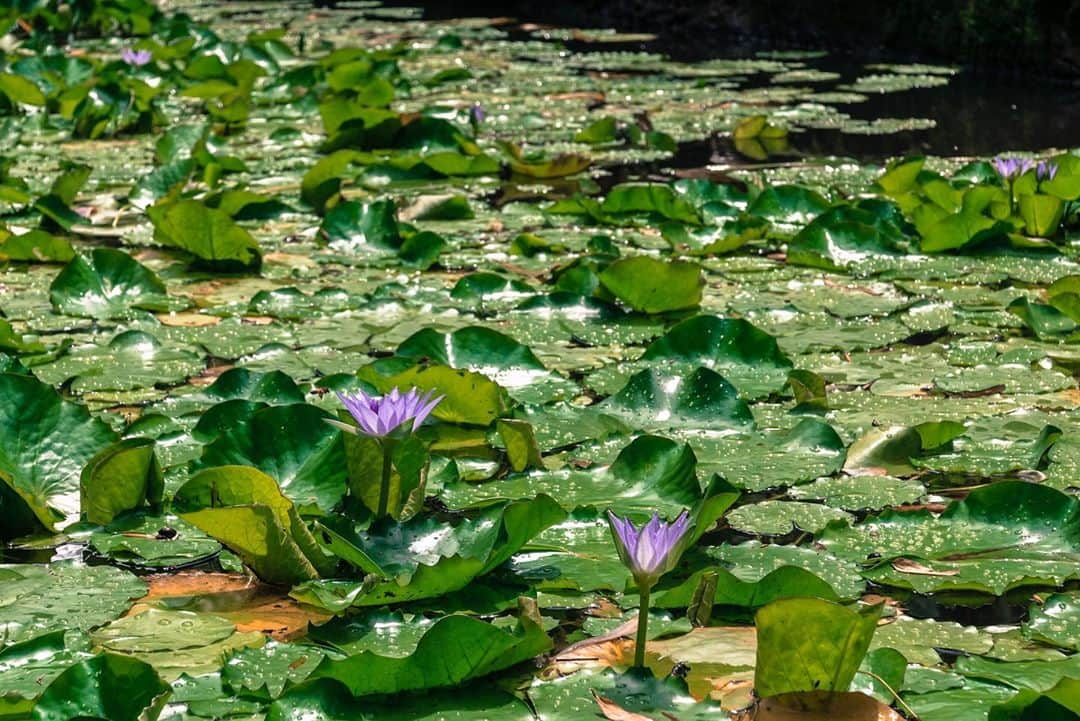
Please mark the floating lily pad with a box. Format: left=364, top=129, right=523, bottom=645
left=0, top=373, right=117, bottom=533
left=726, top=500, right=852, bottom=536
left=49, top=249, right=176, bottom=319
left=820, top=482, right=1080, bottom=595
left=302, top=609, right=551, bottom=697
left=0, top=564, right=145, bottom=646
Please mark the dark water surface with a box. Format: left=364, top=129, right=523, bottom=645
left=386, top=1, right=1080, bottom=161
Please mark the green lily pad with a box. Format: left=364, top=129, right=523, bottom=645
left=305, top=612, right=434, bottom=657
left=599, top=366, right=753, bottom=432
left=222, top=641, right=324, bottom=700
left=726, top=500, right=852, bottom=536
left=32, top=653, right=171, bottom=721
left=638, top=315, right=793, bottom=398
left=149, top=199, right=262, bottom=270
left=442, top=435, right=713, bottom=518
left=698, top=418, right=846, bottom=491
left=0, top=372, right=117, bottom=533
left=49, top=248, right=174, bottom=319
left=80, top=438, right=164, bottom=525
left=700, top=541, right=865, bottom=600
left=0, top=564, right=145, bottom=646
left=507, top=510, right=634, bottom=594
left=361, top=364, right=512, bottom=427
left=394, top=327, right=575, bottom=404
left=654, top=564, right=842, bottom=611
left=33, top=330, right=205, bottom=394
left=92, top=608, right=235, bottom=654
left=527, top=667, right=727, bottom=721
left=178, top=462, right=334, bottom=572
left=0, top=229, right=75, bottom=263
left=0, top=632, right=86, bottom=717
left=302, top=607, right=551, bottom=697
left=192, top=403, right=347, bottom=513
left=755, top=598, right=881, bottom=699
left=598, top=256, right=703, bottom=314
left=871, top=616, right=994, bottom=666
left=301, top=495, right=565, bottom=609
left=820, top=482, right=1080, bottom=595
left=89, top=514, right=222, bottom=569
left=267, top=678, right=532, bottom=721
left=788, top=474, right=925, bottom=510
left=1025, top=592, right=1080, bottom=651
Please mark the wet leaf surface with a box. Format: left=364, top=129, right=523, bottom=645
left=2, top=1, right=1080, bottom=718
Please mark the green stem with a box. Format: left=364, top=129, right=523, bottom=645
left=376, top=442, right=393, bottom=518
left=634, top=586, right=650, bottom=669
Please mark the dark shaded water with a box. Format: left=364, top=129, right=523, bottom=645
left=387, top=2, right=1080, bottom=160
left=800, top=73, right=1080, bottom=158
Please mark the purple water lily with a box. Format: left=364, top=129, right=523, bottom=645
left=334, top=387, right=442, bottom=437
left=469, top=103, right=486, bottom=126
left=608, top=509, right=693, bottom=668
left=608, top=510, right=692, bottom=587
left=121, top=48, right=153, bottom=67
left=1037, top=160, right=1059, bottom=182
left=991, top=156, right=1035, bottom=180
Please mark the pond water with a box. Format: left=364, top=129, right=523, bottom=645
left=394, top=0, right=1080, bottom=160
left=4, top=1, right=1080, bottom=719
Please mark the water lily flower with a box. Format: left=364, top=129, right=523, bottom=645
left=607, top=509, right=693, bottom=668
left=991, top=156, right=1034, bottom=180
left=333, top=387, right=442, bottom=437
left=1037, top=160, right=1059, bottom=182
left=121, top=48, right=153, bottom=67
left=608, top=510, right=692, bottom=588
left=469, top=103, right=486, bottom=126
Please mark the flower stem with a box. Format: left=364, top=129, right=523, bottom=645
left=634, top=586, right=650, bottom=669
left=377, top=442, right=393, bottom=518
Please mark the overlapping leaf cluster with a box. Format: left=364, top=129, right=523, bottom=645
left=1, top=1, right=1080, bottom=720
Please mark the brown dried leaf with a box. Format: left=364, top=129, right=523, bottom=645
left=891, top=558, right=959, bottom=576
left=135, top=572, right=330, bottom=641
left=557, top=616, right=638, bottom=661
left=743, top=691, right=904, bottom=721
left=156, top=312, right=221, bottom=328
left=592, top=690, right=658, bottom=721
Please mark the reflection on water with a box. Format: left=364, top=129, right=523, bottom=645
left=393, top=0, right=1080, bottom=161
left=798, top=74, right=1080, bottom=159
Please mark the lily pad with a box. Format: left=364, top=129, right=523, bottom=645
left=726, top=500, right=852, bottom=536
left=820, top=482, right=1080, bottom=595
left=0, top=372, right=117, bottom=533
left=49, top=249, right=174, bottom=319
left=0, top=564, right=146, bottom=646
left=32, top=653, right=171, bottom=721
left=302, top=607, right=551, bottom=697
left=192, top=403, right=347, bottom=513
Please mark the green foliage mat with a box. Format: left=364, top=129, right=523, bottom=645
left=1, top=1, right=1080, bottom=719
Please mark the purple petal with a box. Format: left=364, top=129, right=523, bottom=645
left=631, top=514, right=661, bottom=574
left=411, top=391, right=443, bottom=430
left=337, top=386, right=445, bottom=437
left=121, top=48, right=151, bottom=66
left=399, top=389, right=421, bottom=417
left=377, top=398, right=398, bottom=434
left=606, top=511, right=637, bottom=566
left=1037, top=161, right=1059, bottom=182
left=337, top=391, right=368, bottom=419
left=337, top=391, right=385, bottom=436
